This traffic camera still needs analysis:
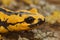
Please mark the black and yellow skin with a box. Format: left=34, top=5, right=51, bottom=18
left=0, top=8, right=45, bottom=34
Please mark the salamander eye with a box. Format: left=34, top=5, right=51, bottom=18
left=24, top=16, right=35, bottom=24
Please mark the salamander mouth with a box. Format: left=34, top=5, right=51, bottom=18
left=0, top=18, right=45, bottom=29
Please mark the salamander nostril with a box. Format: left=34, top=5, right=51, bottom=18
left=24, top=16, right=35, bottom=24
